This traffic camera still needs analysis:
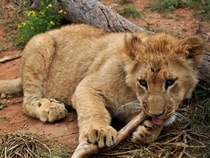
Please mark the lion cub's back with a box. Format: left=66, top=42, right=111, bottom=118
left=43, top=25, right=108, bottom=104
left=22, top=24, right=125, bottom=105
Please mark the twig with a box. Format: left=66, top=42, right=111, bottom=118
left=0, top=133, right=52, bottom=158
left=72, top=111, right=146, bottom=158
left=152, top=130, right=207, bottom=158
left=0, top=54, right=21, bottom=63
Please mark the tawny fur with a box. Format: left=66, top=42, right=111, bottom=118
left=0, top=24, right=203, bottom=146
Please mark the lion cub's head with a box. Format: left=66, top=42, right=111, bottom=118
left=124, top=33, right=204, bottom=125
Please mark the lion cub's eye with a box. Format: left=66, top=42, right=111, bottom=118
left=165, top=79, right=176, bottom=89
left=138, top=79, right=148, bottom=89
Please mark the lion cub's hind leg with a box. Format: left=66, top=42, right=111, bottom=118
left=22, top=34, right=67, bottom=122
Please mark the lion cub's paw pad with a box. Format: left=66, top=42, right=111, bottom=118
left=86, top=126, right=117, bottom=148
left=37, top=98, right=67, bottom=122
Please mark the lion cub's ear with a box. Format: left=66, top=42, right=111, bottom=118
left=180, top=36, right=204, bottom=66
left=124, top=34, right=142, bottom=60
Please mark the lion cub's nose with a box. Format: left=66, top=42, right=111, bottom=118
left=148, top=110, right=164, bottom=117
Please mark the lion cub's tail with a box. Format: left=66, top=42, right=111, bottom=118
left=0, top=78, right=22, bottom=94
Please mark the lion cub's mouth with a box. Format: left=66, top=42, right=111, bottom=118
left=151, top=117, right=164, bottom=125
left=150, top=115, right=176, bottom=126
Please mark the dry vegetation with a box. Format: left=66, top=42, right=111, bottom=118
left=0, top=133, right=71, bottom=158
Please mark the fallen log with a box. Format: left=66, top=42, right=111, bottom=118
left=58, top=0, right=145, bottom=33
left=198, top=52, right=210, bottom=84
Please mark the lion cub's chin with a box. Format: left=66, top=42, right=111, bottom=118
left=163, top=115, right=176, bottom=126
left=151, top=115, right=176, bottom=126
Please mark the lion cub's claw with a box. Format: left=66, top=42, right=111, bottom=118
left=83, top=125, right=117, bottom=148
left=36, top=98, right=67, bottom=122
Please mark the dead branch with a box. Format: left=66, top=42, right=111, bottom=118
left=71, top=111, right=146, bottom=158
left=198, top=52, right=210, bottom=84
left=0, top=54, right=21, bottom=63
left=58, top=0, right=146, bottom=33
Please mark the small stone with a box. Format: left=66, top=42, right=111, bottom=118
left=0, top=93, right=6, bottom=99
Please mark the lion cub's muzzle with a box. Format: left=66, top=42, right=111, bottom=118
left=142, top=101, right=174, bottom=126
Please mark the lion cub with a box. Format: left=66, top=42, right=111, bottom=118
left=1, top=24, right=203, bottom=147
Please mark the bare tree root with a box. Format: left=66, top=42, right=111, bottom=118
left=72, top=111, right=146, bottom=158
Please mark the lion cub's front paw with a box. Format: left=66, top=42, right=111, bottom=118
left=80, top=125, right=117, bottom=148
left=35, top=98, right=67, bottom=122
left=131, top=120, right=162, bottom=144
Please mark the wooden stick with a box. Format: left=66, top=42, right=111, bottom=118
left=72, top=111, right=146, bottom=158
left=0, top=54, right=21, bottom=63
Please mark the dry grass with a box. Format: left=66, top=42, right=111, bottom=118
left=0, top=133, right=51, bottom=158
left=93, top=129, right=208, bottom=158
left=0, top=133, right=71, bottom=158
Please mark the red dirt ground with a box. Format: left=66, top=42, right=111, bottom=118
left=0, top=0, right=209, bottom=152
